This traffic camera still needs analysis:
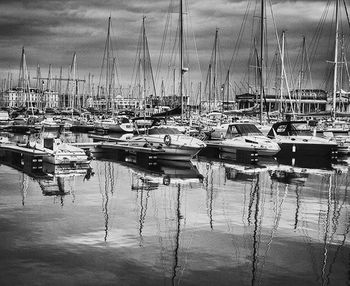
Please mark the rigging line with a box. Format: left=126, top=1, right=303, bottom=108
left=268, top=0, right=295, bottom=115
left=291, top=38, right=304, bottom=88
left=155, top=0, right=174, bottom=85
left=165, top=21, right=180, bottom=90
left=309, top=0, right=332, bottom=69
left=131, top=23, right=143, bottom=94
left=228, top=0, right=253, bottom=71
left=145, top=34, right=157, bottom=97
left=343, top=0, right=350, bottom=34
left=304, top=40, right=314, bottom=90
left=186, top=0, right=203, bottom=80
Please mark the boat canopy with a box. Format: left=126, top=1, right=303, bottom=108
left=230, top=124, right=262, bottom=136
left=268, top=121, right=313, bottom=137
left=148, top=127, right=182, bottom=135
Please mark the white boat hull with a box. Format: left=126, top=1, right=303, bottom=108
left=127, top=134, right=206, bottom=161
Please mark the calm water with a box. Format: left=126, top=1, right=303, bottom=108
left=0, top=133, right=349, bottom=285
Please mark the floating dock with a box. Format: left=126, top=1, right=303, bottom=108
left=72, top=141, right=165, bottom=167
left=0, top=143, right=47, bottom=174
left=200, top=141, right=259, bottom=165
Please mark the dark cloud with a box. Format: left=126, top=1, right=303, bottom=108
left=0, top=0, right=344, bottom=93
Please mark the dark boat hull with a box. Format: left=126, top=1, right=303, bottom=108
left=277, top=142, right=338, bottom=160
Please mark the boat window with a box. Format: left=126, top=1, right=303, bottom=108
left=276, top=125, right=287, bottom=133
left=148, top=127, right=181, bottom=135
left=235, top=124, right=262, bottom=135
left=119, top=117, right=129, bottom=123
left=226, top=125, right=239, bottom=139
left=290, top=123, right=313, bottom=135
left=275, top=123, right=312, bottom=136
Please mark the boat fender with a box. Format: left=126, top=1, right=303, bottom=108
left=85, top=150, right=93, bottom=160
left=164, top=134, right=171, bottom=146
left=163, top=175, right=170, bottom=186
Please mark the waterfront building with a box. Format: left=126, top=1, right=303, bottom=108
left=234, top=89, right=329, bottom=113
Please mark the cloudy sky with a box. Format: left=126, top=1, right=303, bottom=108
left=0, top=0, right=345, bottom=94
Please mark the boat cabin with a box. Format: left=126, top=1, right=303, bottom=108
left=148, top=127, right=182, bottom=135
left=268, top=121, right=313, bottom=138
left=212, top=123, right=263, bottom=139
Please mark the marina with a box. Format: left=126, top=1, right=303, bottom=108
left=0, top=0, right=350, bottom=285
left=0, top=134, right=349, bottom=285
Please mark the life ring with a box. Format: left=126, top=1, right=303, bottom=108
left=164, top=134, right=171, bottom=146
left=27, top=117, right=35, bottom=125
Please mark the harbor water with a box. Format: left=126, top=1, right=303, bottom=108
left=0, top=134, right=349, bottom=286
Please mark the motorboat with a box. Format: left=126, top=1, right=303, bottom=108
left=28, top=137, right=93, bottom=165
left=125, top=122, right=206, bottom=161
left=208, top=123, right=280, bottom=157
left=39, top=117, right=61, bottom=132
left=94, top=116, right=133, bottom=133
left=267, top=121, right=338, bottom=160
left=316, top=120, right=350, bottom=155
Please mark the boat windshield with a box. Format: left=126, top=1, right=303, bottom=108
left=148, top=127, right=182, bottom=135
left=225, top=124, right=262, bottom=138
left=235, top=124, right=262, bottom=136
left=275, top=123, right=313, bottom=136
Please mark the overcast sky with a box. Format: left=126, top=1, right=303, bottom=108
left=0, top=0, right=346, bottom=94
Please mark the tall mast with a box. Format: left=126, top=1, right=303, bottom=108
left=180, top=0, right=184, bottom=123
left=143, top=16, right=146, bottom=117
left=298, top=36, right=306, bottom=91
left=208, top=64, right=212, bottom=112
left=332, top=0, right=339, bottom=119
left=259, top=0, right=264, bottom=124
left=226, top=69, right=230, bottom=109
left=213, top=28, right=218, bottom=109
left=106, top=16, right=111, bottom=112
left=59, top=66, right=62, bottom=108
left=298, top=36, right=306, bottom=113
left=199, top=81, right=202, bottom=115
left=280, top=31, right=285, bottom=115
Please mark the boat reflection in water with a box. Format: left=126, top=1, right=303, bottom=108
left=0, top=136, right=349, bottom=285
left=0, top=146, right=93, bottom=206
left=194, top=156, right=350, bottom=286
left=39, top=162, right=94, bottom=198
left=130, top=159, right=204, bottom=190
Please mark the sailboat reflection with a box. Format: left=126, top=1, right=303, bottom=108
left=129, top=160, right=202, bottom=248
left=95, top=160, right=115, bottom=242
left=242, top=162, right=350, bottom=285
left=307, top=174, right=350, bottom=285
left=268, top=163, right=335, bottom=186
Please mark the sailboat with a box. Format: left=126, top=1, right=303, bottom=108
left=122, top=13, right=206, bottom=161
left=94, top=16, right=133, bottom=134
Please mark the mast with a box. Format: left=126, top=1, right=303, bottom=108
left=259, top=0, right=265, bottom=124
left=298, top=36, right=306, bottom=113
left=143, top=16, right=146, bottom=117
left=106, top=16, right=111, bottom=113
left=180, top=0, right=184, bottom=124
left=332, top=0, right=339, bottom=119
left=199, top=81, right=202, bottom=115
left=226, top=69, right=230, bottom=105
left=59, top=66, right=62, bottom=108
left=280, top=31, right=285, bottom=115
left=208, top=64, right=212, bottom=112
left=213, top=28, right=218, bottom=110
